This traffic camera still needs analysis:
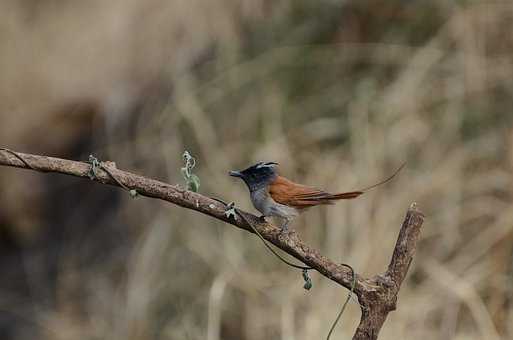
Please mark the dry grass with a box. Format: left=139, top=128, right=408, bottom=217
left=1, top=1, right=513, bottom=339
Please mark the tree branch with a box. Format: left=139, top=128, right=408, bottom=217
left=352, top=204, right=424, bottom=340
left=0, top=149, right=424, bottom=339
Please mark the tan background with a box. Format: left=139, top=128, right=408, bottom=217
left=1, top=1, right=513, bottom=339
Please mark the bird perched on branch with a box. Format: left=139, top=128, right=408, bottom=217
left=229, top=162, right=404, bottom=231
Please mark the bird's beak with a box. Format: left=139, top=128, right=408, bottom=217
left=229, top=170, right=242, bottom=178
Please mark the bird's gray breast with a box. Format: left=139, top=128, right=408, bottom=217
left=250, top=187, right=299, bottom=219
left=250, top=188, right=273, bottom=216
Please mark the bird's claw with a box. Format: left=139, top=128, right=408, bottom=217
left=280, top=220, right=290, bottom=234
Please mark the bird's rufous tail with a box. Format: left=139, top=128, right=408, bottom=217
left=329, top=162, right=406, bottom=200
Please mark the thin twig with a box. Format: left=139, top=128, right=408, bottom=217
left=327, top=266, right=356, bottom=340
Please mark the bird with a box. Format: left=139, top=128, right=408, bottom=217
left=229, top=161, right=404, bottom=231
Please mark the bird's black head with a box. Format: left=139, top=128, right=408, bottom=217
left=229, top=162, right=278, bottom=192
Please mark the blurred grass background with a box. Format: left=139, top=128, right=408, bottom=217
left=1, top=1, right=513, bottom=339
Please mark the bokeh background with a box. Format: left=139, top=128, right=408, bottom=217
left=1, top=1, right=513, bottom=339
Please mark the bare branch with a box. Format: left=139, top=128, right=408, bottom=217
left=352, top=204, right=424, bottom=340
left=0, top=149, right=424, bottom=339
left=387, top=203, right=425, bottom=292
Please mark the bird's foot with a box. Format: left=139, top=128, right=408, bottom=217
left=280, top=220, right=291, bottom=234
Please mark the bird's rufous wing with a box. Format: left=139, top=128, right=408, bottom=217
left=268, top=163, right=405, bottom=209
left=268, top=176, right=362, bottom=209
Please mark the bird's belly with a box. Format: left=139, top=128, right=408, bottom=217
left=269, top=202, right=299, bottom=220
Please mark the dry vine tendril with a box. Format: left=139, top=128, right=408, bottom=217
left=326, top=265, right=357, bottom=340
left=181, top=151, right=200, bottom=192
left=215, top=198, right=314, bottom=288
left=219, top=198, right=358, bottom=339
left=87, top=155, right=138, bottom=198
left=0, top=148, right=35, bottom=169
